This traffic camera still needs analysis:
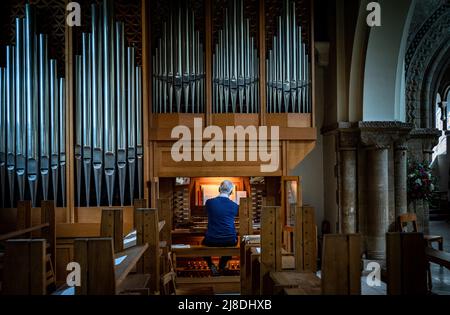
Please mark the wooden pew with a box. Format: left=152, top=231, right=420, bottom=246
left=240, top=235, right=260, bottom=295
left=321, top=234, right=362, bottom=295
left=74, top=238, right=149, bottom=295
left=0, top=200, right=56, bottom=293
left=135, top=208, right=160, bottom=294
left=100, top=209, right=124, bottom=253
left=158, top=199, right=173, bottom=276
left=259, top=206, right=319, bottom=295
left=387, top=232, right=427, bottom=295
left=426, top=247, right=450, bottom=270
left=2, top=239, right=47, bottom=295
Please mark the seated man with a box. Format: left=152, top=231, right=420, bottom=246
left=203, top=180, right=239, bottom=276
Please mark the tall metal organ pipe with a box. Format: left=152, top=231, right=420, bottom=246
left=152, top=5, right=205, bottom=114
left=212, top=0, right=259, bottom=114
left=266, top=0, right=311, bottom=114
left=0, top=68, right=5, bottom=208
left=39, top=34, right=50, bottom=201
left=73, top=0, right=143, bottom=207
left=0, top=3, right=65, bottom=207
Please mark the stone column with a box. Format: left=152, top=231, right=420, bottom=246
left=393, top=125, right=413, bottom=223
left=365, top=146, right=389, bottom=260
left=359, top=122, right=413, bottom=260
left=338, top=130, right=359, bottom=234
left=394, top=141, right=408, bottom=218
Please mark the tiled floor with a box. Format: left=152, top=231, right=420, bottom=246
left=429, top=220, right=450, bottom=295
left=360, top=221, right=450, bottom=295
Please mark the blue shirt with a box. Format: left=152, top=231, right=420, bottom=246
left=204, top=196, right=238, bottom=243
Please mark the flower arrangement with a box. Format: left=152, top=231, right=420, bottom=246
left=407, top=160, right=436, bottom=202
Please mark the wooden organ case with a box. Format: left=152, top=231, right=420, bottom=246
left=146, top=0, right=316, bottom=285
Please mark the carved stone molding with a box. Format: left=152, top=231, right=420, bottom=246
left=359, top=121, right=414, bottom=150
left=410, top=127, right=442, bottom=152
left=405, top=4, right=450, bottom=126
left=338, top=130, right=359, bottom=151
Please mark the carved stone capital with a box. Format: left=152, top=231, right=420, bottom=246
left=359, top=121, right=414, bottom=150
left=410, top=128, right=442, bottom=150
left=338, top=129, right=360, bottom=150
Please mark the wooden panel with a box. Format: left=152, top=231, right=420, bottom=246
left=29, top=239, right=47, bottom=295
left=41, top=200, right=56, bottom=275
left=240, top=238, right=248, bottom=294
left=152, top=114, right=205, bottom=129
left=348, top=234, right=362, bottom=295
left=55, top=241, right=74, bottom=284
left=260, top=206, right=279, bottom=294
left=295, top=206, right=304, bottom=271
left=154, top=142, right=283, bottom=177
left=322, top=234, right=348, bottom=295
left=56, top=223, right=100, bottom=238
left=251, top=247, right=261, bottom=295
left=212, top=114, right=260, bottom=127
left=74, top=239, right=88, bottom=295
left=75, top=206, right=133, bottom=235
left=158, top=198, right=172, bottom=247
left=3, top=239, right=46, bottom=295
left=88, top=238, right=116, bottom=295
left=135, top=208, right=160, bottom=293
left=386, top=232, right=427, bottom=295
left=149, top=127, right=317, bottom=141
left=74, top=238, right=116, bottom=295
left=172, top=246, right=240, bottom=257
left=177, top=276, right=240, bottom=294
left=16, top=200, right=32, bottom=231
left=133, top=198, right=148, bottom=229
left=239, top=198, right=250, bottom=236
left=266, top=113, right=312, bottom=128
left=100, top=209, right=124, bottom=253
left=302, top=206, right=317, bottom=272
left=321, top=234, right=362, bottom=295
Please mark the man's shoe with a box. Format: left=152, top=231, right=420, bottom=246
left=210, top=265, right=220, bottom=277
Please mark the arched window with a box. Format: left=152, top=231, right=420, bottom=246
left=432, top=93, right=446, bottom=164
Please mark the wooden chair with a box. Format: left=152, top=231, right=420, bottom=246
left=398, top=213, right=443, bottom=250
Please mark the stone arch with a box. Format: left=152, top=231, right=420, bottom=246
left=423, top=43, right=450, bottom=129
left=406, top=3, right=450, bottom=128
left=362, top=0, right=416, bottom=122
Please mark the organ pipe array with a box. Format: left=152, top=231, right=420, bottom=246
left=152, top=5, right=205, bottom=114
left=213, top=0, right=259, bottom=113
left=75, top=0, right=143, bottom=207
left=0, top=4, right=66, bottom=208
left=266, top=0, right=311, bottom=113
